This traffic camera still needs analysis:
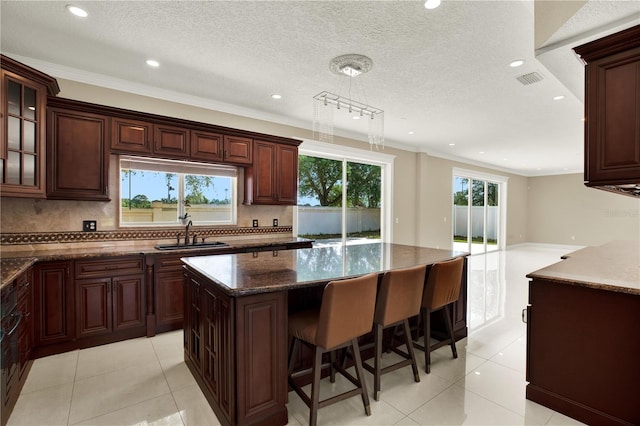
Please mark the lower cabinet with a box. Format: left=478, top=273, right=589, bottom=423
left=76, top=274, right=145, bottom=338
left=1, top=268, right=33, bottom=426
left=33, top=261, right=74, bottom=348
left=184, top=272, right=234, bottom=425
left=75, top=257, right=145, bottom=341
left=154, top=255, right=187, bottom=334
left=184, top=267, right=288, bottom=426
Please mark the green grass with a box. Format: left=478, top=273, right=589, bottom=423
left=300, top=230, right=381, bottom=240
left=453, top=236, right=497, bottom=244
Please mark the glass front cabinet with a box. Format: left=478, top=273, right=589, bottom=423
left=1, top=55, right=59, bottom=198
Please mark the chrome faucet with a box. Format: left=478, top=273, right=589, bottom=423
left=184, top=219, right=193, bottom=245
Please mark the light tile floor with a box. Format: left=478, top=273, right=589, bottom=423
left=8, top=244, right=587, bottom=425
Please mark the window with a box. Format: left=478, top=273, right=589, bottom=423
left=119, top=156, right=237, bottom=227
left=296, top=140, right=394, bottom=245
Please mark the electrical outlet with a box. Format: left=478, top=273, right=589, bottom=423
left=252, top=219, right=259, bottom=228
left=273, top=219, right=278, bottom=227
left=82, top=220, right=97, bottom=232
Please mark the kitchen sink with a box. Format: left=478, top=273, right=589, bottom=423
left=155, top=241, right=230, bottom=251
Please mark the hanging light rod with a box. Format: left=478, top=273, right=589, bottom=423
left=313, top=91, right=383, bottom=119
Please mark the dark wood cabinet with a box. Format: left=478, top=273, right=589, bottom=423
left=33, top=261, right=74, bottom=347
left=0, top=55, right=59, bottom=198
left=245, top=140, right=298, bottom=205
left=154, top=255, right=186, bottom=334
left=223, top=135, right=252, bottom=165
left=46, top=99, right=110, bottom=201
left=574, top=25, right=640, bottom=196
left=111, top=118, right=152, bottom=154
left=1, top=268, right=34, bottom=426
left=191, top=130, right=223, bottom=162
left=184, top=268, right=287, bottom=426
left=154, top=124, right=190, bottom=158
left=526, top=277, right=640, bottom=425
left=75, top=257, right=145, bottom=339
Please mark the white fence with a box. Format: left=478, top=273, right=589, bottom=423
left=453, top=205, right=498, bottom=240
left=297, top=207, right=380, bottom=235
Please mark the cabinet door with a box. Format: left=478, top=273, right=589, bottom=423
left=191, top=130, right=223, bottom=162
left=155, top=270, right=184, bottom=333
left=185, top=276, right=202, bottom=372
left=17, top=288, right=32, bottom=382
left=223, top=135, right=252, bottom=165
left=584, top=50, right=640, bottom=185
left=76, top=277, right=111, bottom=338
left=112, top=118, right=152, bottom=154
left=0, top=70, right=47, bottom=198
left=112, top=274, right=145, bottom=331
left=154, top=124, right=190, bottom=158
left=252, top=140, right=277, bottom=204
left=34, top=261, right=74, bottom=346
left=276, top=144, right=298, bottom=204
left=47, top=107, right=110, bottom=200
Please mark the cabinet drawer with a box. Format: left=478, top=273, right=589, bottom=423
left=156, top=255, right=183, bottom=272
left=75, top=257, right=144, bottom=278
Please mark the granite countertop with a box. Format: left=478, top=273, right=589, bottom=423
left=527, top=240, right=640, bottom=295
left=0, top=236, right=311, bottom=289
left=182, top=242, right=468, bottom=296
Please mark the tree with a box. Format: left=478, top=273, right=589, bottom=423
left=298, top=156, right=343, bottom=206
left=298, top=156, right=382, bottom=208
left=346, top=163, right=380, bottom=208
left=185, top=175, right=214, bottom=205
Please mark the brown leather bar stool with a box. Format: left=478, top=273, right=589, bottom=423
left=361, top=264, right=426, bottom=401
left=413, top=257, right=464, bottom=373
left=287, top=272, right=379, bottom=426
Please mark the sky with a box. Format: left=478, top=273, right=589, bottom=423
left=120, top=171, right=231, bottom=202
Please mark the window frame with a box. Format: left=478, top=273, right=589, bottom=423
left=296, top=140, right=395, bottom=243
left=118, top=156, right=238, bottom=228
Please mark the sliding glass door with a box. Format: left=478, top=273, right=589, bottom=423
left=297, top=155, right=382, bottom=245
left=453, top=172, right=504, bottom=254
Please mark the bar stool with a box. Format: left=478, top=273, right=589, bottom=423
left=364, top=264, right=426, bottom=401
left=287, top=272, right=379, bottom=426
left=413, top=257, right=464, bottom=373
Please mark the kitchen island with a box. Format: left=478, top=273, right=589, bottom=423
left=181, top=242, right=468, bottom=426
left=525, top=240, right=640, bottom=425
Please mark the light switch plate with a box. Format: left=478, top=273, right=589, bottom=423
left=252, top=219, right=258, bottom=227
left=273, top=219, right=278, bottom=227
left=83, top=220, right=97, bottom=232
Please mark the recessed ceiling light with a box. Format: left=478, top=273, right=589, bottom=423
left=509, top=59, right=525, bottom=68
left=271, top=94, right=282, bottom=100
left=352, top=116, right=361, bottom=120
left=503, top=158, right=509, bottom=161
left=448, top=143, right=455, bottom=146
left=553, top=95, right=565, bottom=101
left=146, top=59, right=160, bottom=68
left=66, top=4, right=88, bottom=17
left=424, top=0, right=441, bottom=9
left=408, top=131, right=414, bottom=135
left=479, top=151, right=485, bottom=154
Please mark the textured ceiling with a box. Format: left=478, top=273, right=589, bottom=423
left=1, top=0, right=638, bottom=176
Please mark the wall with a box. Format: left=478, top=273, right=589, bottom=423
left=527, top=173, right=640, bottom=245
left=415, top=154, right=530, bottom=249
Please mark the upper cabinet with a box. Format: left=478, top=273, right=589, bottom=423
left=112, top=118, right=152, bottom=154
left=0, top=55, right=59, bottom=198
left=47, top=98, right=110, bottom=201
left=574, top=25, right=640, bottom=197
left=245, top=140, right=299, bottom=205
left=190, top=132, right=252, bottom=164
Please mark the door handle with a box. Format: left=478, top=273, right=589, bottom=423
left=521, top=308, right=528, bottom=324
